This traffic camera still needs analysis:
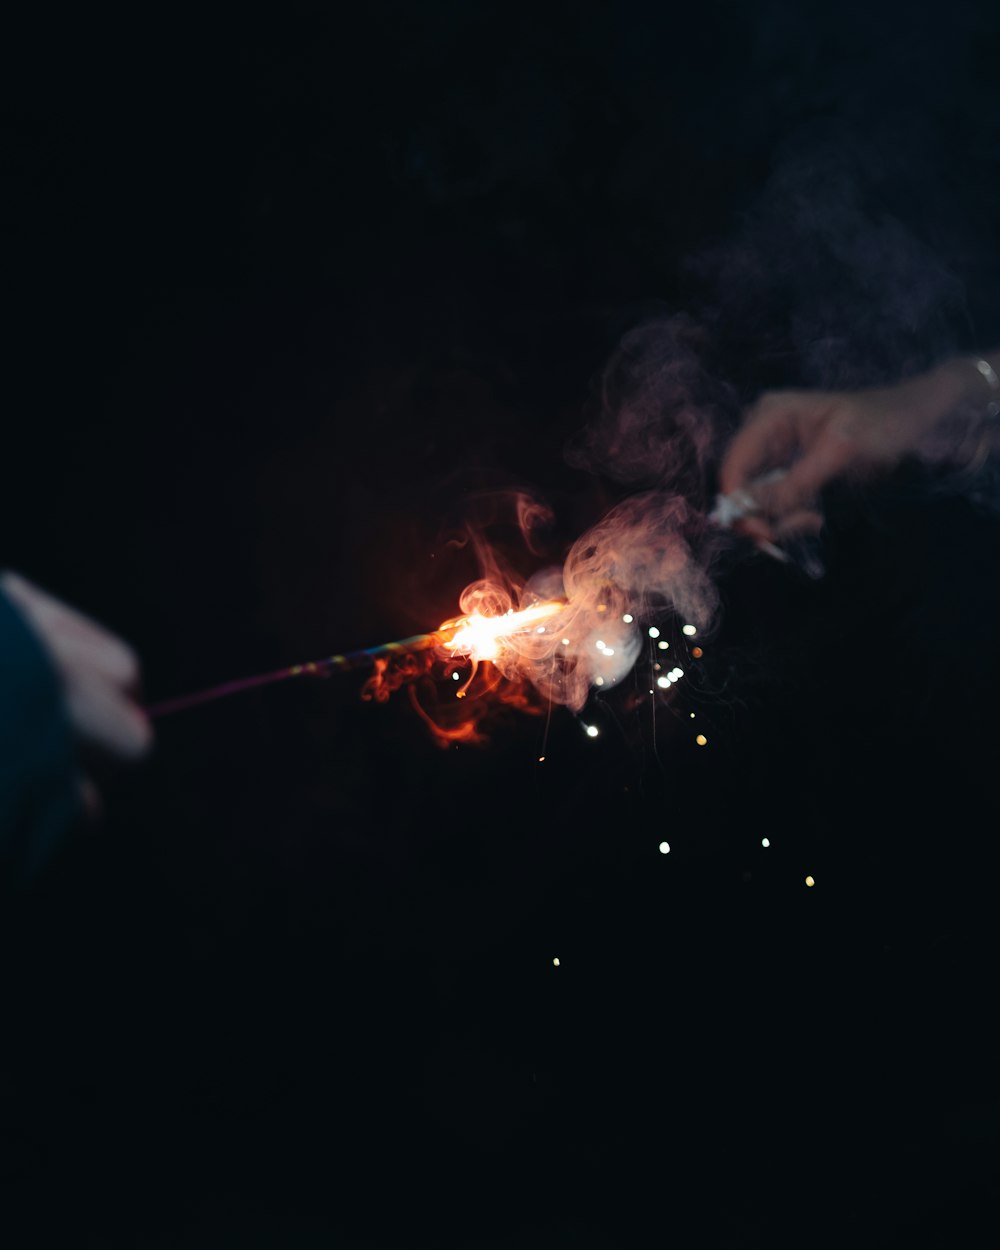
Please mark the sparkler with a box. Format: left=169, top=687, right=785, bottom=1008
left=709, top=468, right=791, bottom=563
left=147, top=599, right=566, bottom=719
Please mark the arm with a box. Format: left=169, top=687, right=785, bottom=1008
left=717, top=351, right=1000, bottom=542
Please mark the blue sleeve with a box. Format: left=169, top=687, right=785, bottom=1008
left=0, top=588, right=80, bottom=883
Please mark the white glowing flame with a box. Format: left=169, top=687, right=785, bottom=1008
left=439, top=600, right=565, bottom=663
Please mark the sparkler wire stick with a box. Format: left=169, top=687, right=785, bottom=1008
left=709, top=468, right=791, bottom=563
left=147, top=626, right=458, bottom=719
left=148, top=598, right=569, bottom=720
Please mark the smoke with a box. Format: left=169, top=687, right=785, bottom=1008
left=453, top=95, right=995, bottom=718
left=452, top=317, right=733, bottom=712
left=567, top=314, right=735, bottom=500
left=691, top=123, right=971, bottom=392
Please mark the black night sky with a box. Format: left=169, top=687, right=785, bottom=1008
left=4, top=5, right=1000, bottom=1247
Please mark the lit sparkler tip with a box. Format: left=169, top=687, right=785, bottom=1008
left=438, top=598, right=566, bottom=663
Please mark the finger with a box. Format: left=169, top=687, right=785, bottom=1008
left=65, top=674, right=154, bottom=761
left=44, top=628, right=143, bottom=695
left=719, top=403, right=802, bottom=498
left=719, top=390, right=829, bottom=495
left=733, top=515, right=778, bottom=545
left=1, top=573, right=140, bottom=689
left=762, top=429, right=857, bottom=517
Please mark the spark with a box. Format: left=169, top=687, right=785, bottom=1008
left=552, top=957, right=561, bottom=966
left=761, top=837, right=770, bottom=847
left=658, top=841, right=670, bottom=854
left=585, top=725, right=599, bottom=738
left=805, top=875, right=815, bottom=887
left=648, top=627, right=660, bottom=638
left=622, top=613, right=634, bottom=623
left=656, top=676, right=670, bottom=689
left=682, top=624, right=697, bottom=636
left=695, top=734, right=707, bottom=746
left=657, top=640, right=669, bottom=650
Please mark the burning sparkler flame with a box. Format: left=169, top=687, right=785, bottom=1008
left=437, top=599, right=566, bottom=663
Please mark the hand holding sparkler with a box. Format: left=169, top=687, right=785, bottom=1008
left=716, top=351, right=1000, bottom=545
left=2, top=572, right=152, bottom=818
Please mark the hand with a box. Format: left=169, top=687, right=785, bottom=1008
left=1, top=572, right=152, bottom=812
left=718, top=361, right=977, bottom=543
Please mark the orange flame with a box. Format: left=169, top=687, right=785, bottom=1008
left=361, top=596, right=567, bottom=746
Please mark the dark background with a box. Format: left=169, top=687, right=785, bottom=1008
left=4, top=4, right=1000, bottom=1246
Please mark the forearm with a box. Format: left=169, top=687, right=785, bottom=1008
left=892, top=350, right=1000, bottom=467
left=925, top=349, right=1000, bottom=419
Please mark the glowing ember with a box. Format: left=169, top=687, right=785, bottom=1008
left=438, top=600, right=565, bottom=663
